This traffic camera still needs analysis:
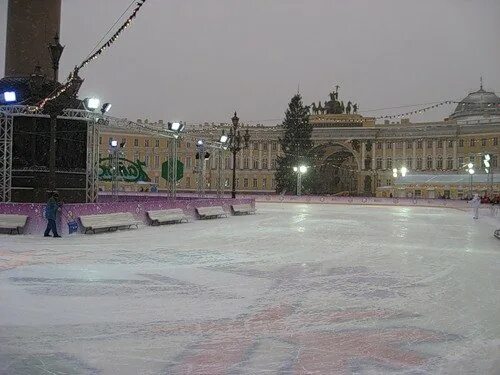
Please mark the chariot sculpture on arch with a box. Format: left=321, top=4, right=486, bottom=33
left=311, top=86, right=359, bottom=115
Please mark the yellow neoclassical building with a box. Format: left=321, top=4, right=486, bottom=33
left=99, top=86, right=500, bottom=198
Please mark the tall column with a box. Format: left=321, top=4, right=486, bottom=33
left=453, top=140, right=458, bottom=170
left=249, top=145, right=253, bottom=170
left=432, top=140, right=437, bottom=169
left=392, top=141, right=396, bottom=168
left=402, top=141, right=406, bottom=161
left=268, top=146, right=272, bottom=170
left=361, top=142, right=366, bottom=170
left=258, top=144, right=262, bottom=169
left=423, top=139, right=427, bottom=170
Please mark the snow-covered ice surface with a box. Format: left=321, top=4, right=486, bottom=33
left=1, top=203, right=499, bottom=375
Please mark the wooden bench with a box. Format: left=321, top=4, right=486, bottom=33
left=0, top=214, right=28, bottom=234
left=79, top=212, right=142, bottom=234
left=195, top=206, right=227, bottom=219
left=231, top=203, right=256, bottom=215
left=147, top=209, right=190, bottom=225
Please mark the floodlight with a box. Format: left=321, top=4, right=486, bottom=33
left=393, top=172, right=398, bottom=178
left=197, top=139, right=204, bottom=146
left=484, top=154, right=491, bottom=161
left=485, top=168, right=490, bottom=173
left=467, top=163, right=473, bottom=169
left=170, top=122, right=181, bottom=131
left=484, top=160, right=490, bottom=168
left=101, top=102, right=112, bottom=114
left=110, top=140, right=118, bottom=147
left=3, top=91, right=16, bottom=102
left=392, top=168, right=398, bottom=173
left=293, top=167, right=298, bottom=172
left=84, top=97, right=100, bottom=111
left=468, top=169, right=475, bottom=175
left=299, top=165, right=307, bottom=173
left=219, top=134, right=229, bottom=143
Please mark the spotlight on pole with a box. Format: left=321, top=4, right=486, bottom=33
left=401, top=166, right=408, bottom=177
left=299, top=165, right=308, bottom=173
left=483, top=154, right=491, bottom=173
left=110, top=139, right=118, bottom=148
left=468, top=168, right=475, bottom=175
left=219, top=133, right=228, bottom=144
left=293, top=166, right=298, bottom=172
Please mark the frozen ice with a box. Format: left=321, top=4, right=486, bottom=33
left=0, top=203, right=499, bottom=374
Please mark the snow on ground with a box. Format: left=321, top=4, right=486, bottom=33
left=0, top=203, right=499, bottom=374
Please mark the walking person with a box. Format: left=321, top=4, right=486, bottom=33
left=44, top=191, right=62, bottom=237
left=469, top=193, right=481, bottom=220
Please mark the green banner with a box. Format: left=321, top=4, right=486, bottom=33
left=99, top=157, right=150, bottom=182
left=161, top=159, right=184, bottom=181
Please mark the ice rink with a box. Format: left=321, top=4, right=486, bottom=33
left=1, top=203, right=499, bottom=374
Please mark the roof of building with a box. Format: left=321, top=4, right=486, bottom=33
left=450, top=85, right=500, bottom=120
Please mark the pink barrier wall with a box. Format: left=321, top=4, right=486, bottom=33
left=0, top=197, right=254, bottom=235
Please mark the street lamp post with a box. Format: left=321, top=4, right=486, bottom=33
left=467, top=163, right=475, bottom=198
left=228, top=112, right=250, bottom=199
left=293, top=165, right=308, bottom=196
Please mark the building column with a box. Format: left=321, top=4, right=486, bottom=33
left=423, top=139, right=427, bottom=170
left=432, top=140, right=437, bottom=170
left=268, top=146, right=272, bottom=170
left=453, top=140, right=458, bottom=170
left=382, top=141, right=387, bottom=169
left=258, top=144, right=262, bottom=170
left=412, top=140, right=417, bottom=170
left=361, top=142, right=366, bottom=170
left=443, top=140, right=447, bottom=170
left=371, top=144, right=376, bottom=170
left=249, top=146, right=253, bottom=170
left=392, top=141, right=396, bottom=168
left=402, top=141, right=406, bottom=164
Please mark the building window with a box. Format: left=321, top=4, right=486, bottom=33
left=144, top=155, right=150, bottom=166
left=427, top=156, right=433, bottom=169
left=225, top=157, right=230, bottom=169
left=263, top=143, right=268, bottom=151
left=155, top=139, right=160, bottom=147
left=376, top=158, right=382, bottom=169
left=154, top=177, right=159, bottom=184
left=154, top=155, right=160, bottom=168
left=470, top=139, right=475, bottom=147
left=377, top=142, right=382, bottom=150
left=134, top=139, right=139, bottom=147
left=252, top=142, right=259, bottom=150
left=437, top=156, right=443, bottom=169
left=134, top=153, right=140, bottom=162
left=447, top=157, right=453, bottom=170
left=406, top=141, right=412, bottom=149
left=458, top=157, right=464, bottom=166
left=386, top=157, right=392, bottom=169
left=244, top=178, right=249, bottom=188
left=387, top=142, right=393, bottom=150
left=271, top=159, right=276, bottom=169
left=396, top=142, right=403, bottom=149
left=414, top=189, right=422, bottom=198
left=406, top=157, right=412, bottom=169
left=447, top=140, right=453, bottom=148
left=417, top=140, right=422, bottom=149
left=469, top=156, right=475, bottom=163
left=272, top=142, right=277, bottom=151
left=253, top=160, right=259, bottom=169
left=186, top=157, right=192, bottom=168
left=272, top=179, right=276, bottom=188
left=262, top=178, right=267, bottom=189
left=186, top=142, right=191, bottom=148
left=427, top=140, right=433, bottom=148
left=244, top=158, right=249, bottom=169
left=262, top=159, right=268, bottom=169
left=493, top=138, right=498, bottom=146
left=145, top=139, right=150, bottom=147
left=186, top=177, right=191, bottom=187
left=437, top=140, right=443, bottom=148
left=99, top=136, right=102, bottom=145
left=482, top=139, right=487, bottom=146
left=253, top=178, right=258, bottom=188
left=416, top=157, right=422, bottom=170
left=386, top=179, right=392, bottom=186
left=459, top=139, right=464, bottom=147
left=492, top=155, right=498, bottom=167
left=236, top=178, right=240, bottom=187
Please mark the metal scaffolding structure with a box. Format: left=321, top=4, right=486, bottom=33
left=0, top=110, right=14, bottom=202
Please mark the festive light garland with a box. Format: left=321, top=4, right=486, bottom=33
left=37, top=0, right=148, bottom=110
left=375, top=100, right=457, bottom=119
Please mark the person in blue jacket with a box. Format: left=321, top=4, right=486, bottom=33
left=44, top=191, right=61, bottom=237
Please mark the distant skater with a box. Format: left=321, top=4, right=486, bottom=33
left=469, top=193, right=481, bottom=219
left=44, top=192, right=61, bottom=237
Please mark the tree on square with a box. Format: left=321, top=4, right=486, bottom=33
left=275, top=93, right=318, bottom=194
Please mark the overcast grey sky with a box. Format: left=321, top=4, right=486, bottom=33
left=1, top=0, right=499, bottom=124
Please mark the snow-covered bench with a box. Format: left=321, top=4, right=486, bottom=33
left=195, top=206, right=227, bottom=219
left=147, top=209, right=190, bottom=225
left=79, top=212, right=141, bottom=234
left=0, top=214, right=28, bottom=234
left=495, top=229, right=500, bottom=240
left=231, top=203, right=256, bottom=215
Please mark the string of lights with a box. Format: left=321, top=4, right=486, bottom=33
left=374, top=100, right=458, bottom=119
left=37, top=0, right=148, bottom=110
